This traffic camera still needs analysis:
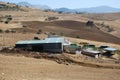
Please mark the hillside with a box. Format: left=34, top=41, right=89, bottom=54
left=0, top=2, right=120, bottom=80
left=0, top=2, right=120, bottom=45
left=12, top=20, right=120, bottom=44
left=0, top=2, right=24, bottom=11
left=81, top=13, right=120, bottom=20
left=81, top=13, right=120, bottom=38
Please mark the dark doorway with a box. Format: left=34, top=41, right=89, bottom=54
left=32, top=44, right=44, bottom=52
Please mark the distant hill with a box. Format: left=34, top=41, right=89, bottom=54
left=18, top=2, right=50, bottom=10
left=76, top=6, right=120, bottom=13
left=17, top=2, right=33, bottom=7
left=55, top=8, right=72, bottom=12
left=17, top=2, right=120, bottom=13
left=55, top=6, right=120, bottom=13
left=0, top=2, right=23, bottom=11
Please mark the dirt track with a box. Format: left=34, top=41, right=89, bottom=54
left=0, top=54, right=120, bottom=80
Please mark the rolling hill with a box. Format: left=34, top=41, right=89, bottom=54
left=0, top=2, right=120, bottom=45
left=13, top=20, right=120, bottom=44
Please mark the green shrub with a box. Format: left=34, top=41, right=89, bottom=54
left=50, top=32, right=56, bottom=35
left=60, top=32, right=64, bottom=36
left=76, top=35, right=80, bottom=38
left=71, top=44, right=77, bottom=46
left=5, top=30, right=10, bottom=33
left=11, top=30, right=16, bottom=33
left=0, top=29, right=3, bottom=33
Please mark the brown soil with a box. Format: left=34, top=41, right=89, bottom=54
left=0, top=52, right=120, bottom=80
left=0, top=48, right=120, bottom=69
left=13, top=20, right=120, bottom=44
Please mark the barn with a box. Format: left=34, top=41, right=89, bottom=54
left=15, top=38, right=64, bottom=53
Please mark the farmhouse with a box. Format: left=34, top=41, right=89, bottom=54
left=15, top=38, right=65, bottom=53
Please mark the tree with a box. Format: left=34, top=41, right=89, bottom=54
left=86, top=21, right=94, bottom=27
left=4, top=15, right=12, bottom=24
left=7, top=15, right=12, bottom=20
left=23, top=25, right=27, bottom=28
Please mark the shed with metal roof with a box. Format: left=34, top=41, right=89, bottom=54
left=15, top=38, right=64, bottom=53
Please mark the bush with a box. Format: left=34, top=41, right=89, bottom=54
left=0, top=29, right=3, bottom=33
left=37, top=29, right=42, bottom=34
left=60, top=32, right=64, bottom=36
left=34, top=37, right=40, bottom=40
left=7, top=17, right=12, bottom=21
left=5, top=30, right=10, bottom=33
left=58, top=11, right=63, bottom=14
left=11, top=30, right=16, bottom=33
left=4, top=15, right=12, bottom=23
left=50, top=32, right=56, bottom=35
left=108, top=27, right=114, bottom=32
left=76, top=35, right=80, bottom=38
left=71, top=44, right=77, bottom=46
left=86, top=21, right=94, bottom=27
left=23, top=25, right=27, bottom=28
left=45, top=16, right=59, bottom=21
left=4, top=21, right=9, bottom=24
left=23, top=29, right=27, bottom=34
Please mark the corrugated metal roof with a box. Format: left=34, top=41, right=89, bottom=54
left=83, top=50, right=100, bottom=54
left=16, top=38, right=64, bottom=44
left=103, top=47, right=118, bottom=51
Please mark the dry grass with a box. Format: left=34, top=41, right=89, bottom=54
left=0, top=23, right=23, bottom=30
left=0, top=33, right=119, bottom=50
left=0, top=33, right=47, bottom=46
left=66, top=37, right=120, bottom=50
left=0, top=7, right=120, bottom=38
left=0, top=54, right=120, bottom=80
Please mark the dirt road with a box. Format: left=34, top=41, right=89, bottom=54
left=0, top=54, right=120, bottom=80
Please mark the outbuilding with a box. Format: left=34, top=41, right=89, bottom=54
left=82, top=48, right=101, bottom=58
left=102, top=47, right=118, bottom=57
left=15, top=38, right=64, bottom=53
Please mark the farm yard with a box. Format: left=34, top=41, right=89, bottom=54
left=0, top=53, right=120, bottom=80
left=0, top=1, right=120, bottom=80
left=0, top=38, right=120, bottom=80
